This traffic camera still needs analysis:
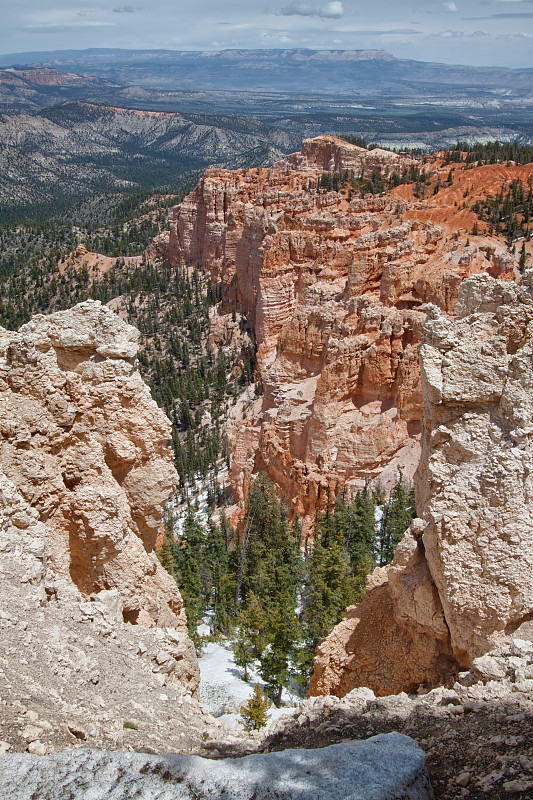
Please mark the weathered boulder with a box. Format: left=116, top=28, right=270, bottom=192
left=310, top=272, right=533, bottom=697
left=0, top=733, right=434, bottom=800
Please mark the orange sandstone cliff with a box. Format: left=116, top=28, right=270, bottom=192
left=159, top=135, right=521, bottom=529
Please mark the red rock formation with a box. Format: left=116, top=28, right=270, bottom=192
left=0, top=301, right=189, bottom=632
left=161, top=136, right=522, bottom=530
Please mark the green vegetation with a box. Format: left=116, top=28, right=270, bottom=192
left=443, top=141, right=533, bottom=167
left=158, top=471, right=416, bottom=700
left=308, top=164, right=428, bottom=199
left=239, top=684, right=270, bottom=731
left=471, top=177, right=532, bottom=246
left=0, top=189, right=257, bottom=490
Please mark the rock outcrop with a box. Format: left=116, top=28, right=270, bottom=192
left=276, top=134, right=414, bottom=177
left=0, top=300, right=213, bottom=750
left=161, top=136, right=520, bottom=528
left=0, top=470, right=213, bottom=751
left=0, top=300, right=200, bottom=683
left=309, top=272, right=533, bottom=697
left=263, top=640, right=533, bottom=799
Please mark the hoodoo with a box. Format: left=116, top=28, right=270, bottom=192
left=0, top=300, right=199, bottom=691
left=161, top=135, right=519, bottom=530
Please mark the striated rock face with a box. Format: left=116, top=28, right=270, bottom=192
left=275, top=134, right=414, bottom=177
left=162, top=135, right=519, bottom=528
left=0, top=300, right=191, bottom=635
left=309, top=273, right=533, bottom=697
left=0, top=465, right=210, bottom=746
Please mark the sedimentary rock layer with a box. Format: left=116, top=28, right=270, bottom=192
left=161, top=135, right=519, bottom=527
left=276, top=134, right=414, bottom=177
left=309, top=273, right=533, bottom=697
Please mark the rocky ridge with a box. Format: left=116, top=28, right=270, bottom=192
left=161, top=136, right=522, bottom=528
left=0, top=301, right=203, bottom=693
left=276, top=134, right=414, bottom=176
left=0, top=300, right=272, bottom=756
left=309, top=271, right=533, bottom=699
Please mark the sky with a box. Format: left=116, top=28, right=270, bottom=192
left=0, top=0, right=531, bottom=69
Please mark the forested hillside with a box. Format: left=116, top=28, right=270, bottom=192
left=0, top=190, right=256, bottom=492
left=159, top=472, right=416, bottom=702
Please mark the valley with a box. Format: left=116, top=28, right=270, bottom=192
left=0, top=42, right=532, bottom=797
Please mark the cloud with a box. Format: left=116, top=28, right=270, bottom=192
left=435, top=28, right=489, bottom=37
left=24, top=21, right=119, bottom=30
left=465, top=11, right=533, bottom=15
left=320, top=1, right=344, bottom=17
left=278, top=1, right=344, bottom=19
left=112, top=5, right=137, bottom=12
left=423, top=2, right=459, bottom=13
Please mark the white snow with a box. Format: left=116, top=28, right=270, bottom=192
left=198, top=638, right=299, bottom=729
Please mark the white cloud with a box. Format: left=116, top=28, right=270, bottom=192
left=321, top=1, right=344, bottom=17
left=435, top=28, right=488, bottom=37
left=279, top=1, right=344, bottom=18
left=443, top=1, right=458, bottom=11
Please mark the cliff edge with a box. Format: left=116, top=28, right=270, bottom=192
left=0, top=300, right=200, bottom=696
left=309, top=272, right=533, bottom=697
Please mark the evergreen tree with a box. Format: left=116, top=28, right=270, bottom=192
left=239, top=684, right=270, bottom=731
left=234, top=592, right=266, bottom=681
left=519, top=242, right=527, bottom=273
left=300, top=526, right=355, bottom=679
left=342, top=484, right=377, bottom=591
left=377, top=474, right=416, bottom=566
left=173, top=506, right=205, bottom=644
left=237, top=473, right=303, bottom=617
left=157, top=512, right=177, bottom=577
left=259, top=593, right=300, bottom=706
left=204, top=517, right=231, bottom=634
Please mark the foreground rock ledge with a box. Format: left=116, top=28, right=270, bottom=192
left=0, top=732, right=433, bottom=800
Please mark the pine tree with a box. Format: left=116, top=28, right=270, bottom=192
left=173, top=506, right=205, bottom=644
left=234, top=592, right=266, bottom=681
left=343, top=484, right=377, bottom=592
left=157, top=512, right=177, bottom=577
left=377, top=474, right=416, bottom=566
left=239, top=684, right=270, bottom=731
left=300, top=528, right=355, bottom=679
left=259, top=593, right=300, bottom=707
left=519, top=243, right=527, bottom=273
left=237, top=473, right=303, bottom=616
left=204, top=518, right=231, bottom=633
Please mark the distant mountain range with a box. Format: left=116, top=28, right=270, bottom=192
left=1, top=48, right=532, bottom=100
left=0, top=101, right=293, bottom=212
left=0, top=48, right=531, bottom=217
